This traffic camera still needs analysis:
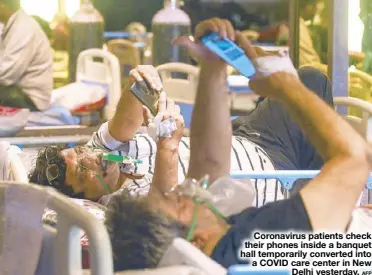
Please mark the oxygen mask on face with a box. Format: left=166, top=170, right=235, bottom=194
left=75, top=151, right=113, bottom=195
left=165, top=175, right=256, bottom=241
left=165, top=176, right=214, bottom=202
left=166, top=175, right=255, bottom=217
left=75, top=147, right=144, bottom=195
left=207, top=176, right=255, bottom=217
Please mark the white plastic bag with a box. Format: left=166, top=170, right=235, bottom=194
left=51, top=82, right=107, bottom=111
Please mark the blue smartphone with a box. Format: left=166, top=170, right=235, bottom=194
left=200, top=32, right=256, bottom=78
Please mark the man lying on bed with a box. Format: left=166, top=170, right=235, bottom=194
left=105, top=19, right=372, bottom=271
left=30, top=19, right=335, bottom=207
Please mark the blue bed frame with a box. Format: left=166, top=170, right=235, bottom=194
left=228, top=171, right=372, bottom=275
left=230, top=170, right=372, bottom=191
left=231, top=170, right=372, bottom=203
left=228, top=266, right=290, bottom=275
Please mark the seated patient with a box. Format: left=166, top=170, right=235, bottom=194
left=30, top=23, right=334, bottom=207
left=105, top=19, right=372, bottom=271
left=0, top=1, right=53, bottom=111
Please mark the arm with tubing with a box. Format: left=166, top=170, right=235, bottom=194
left=87, top=66, right=162, bottom=150
left=237, top=33, right=372, bottom=231
left=150, top=95, right=183, bottom=194
left=276, top=75, right=372, bottom=230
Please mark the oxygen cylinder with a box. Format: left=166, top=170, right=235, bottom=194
left=68, top=0, right=104, bottom=83
left=51, top=14, right=69, bottom=52
left=151, top=0, right=191, bottom=67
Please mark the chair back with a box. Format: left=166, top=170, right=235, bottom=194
left=107, top=39, right=142, bottom=88
left=76, top=49, right=121, bottom=120
left=0, top=182, right=114, bottom=275
left=156, top=63, right=200, bottom=104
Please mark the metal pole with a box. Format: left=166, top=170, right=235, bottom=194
left=289, top=0, right=300, bottom=68
left=327, top=0, right=349, bottom=98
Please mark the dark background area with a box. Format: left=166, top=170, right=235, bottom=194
left=93, top=0, right=163, bottom=31
left=92, top=0, right=289, bottom=32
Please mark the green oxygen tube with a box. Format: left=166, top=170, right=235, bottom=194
left=102, top=153, right=143, bottom=165
left=95, top=153, right=143, bottom=195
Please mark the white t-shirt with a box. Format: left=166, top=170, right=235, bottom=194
left=88, top=122, right=284, bottom=207
left=0, top=9, right=53, bottom=110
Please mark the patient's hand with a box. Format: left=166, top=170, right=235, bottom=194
left=235, top=31, right=300, bottom=99
left=147, top=95, right=185, bottom=205
left=109, top=65, right=163, bottom=143
left=157, top=94, right=184, bottom=149
left=129, top=65, right=163, bottom=93
left=143, top=93, right=184, bottom=148
left=174, top=18, right=235, bottom=69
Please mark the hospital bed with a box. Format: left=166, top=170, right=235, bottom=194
left=0, top=49, right=121, bottom=150
left=3, top=92, right=372, bottom=272
left=0, top=182, right=218, bottom=275
left=6, top=63, right=372, bottom=179
left=0, top=182, right=113, bottom=275
left=0, top=184, right=275, bottom=275
left=1, top=175, right=371, bottom=275
left=8, top=145, right=28, bottom=183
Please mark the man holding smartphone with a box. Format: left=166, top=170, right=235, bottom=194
left=30, top=18, right=347, bottom=209
left=105, top=18, right=372, bottom=271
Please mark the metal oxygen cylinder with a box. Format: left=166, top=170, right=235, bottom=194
left=68, top=0, right=104, bottom=83
left=151, top=0, right=191, bottom=67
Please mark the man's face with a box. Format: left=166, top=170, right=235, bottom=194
left=61, top=147, right=121, bottom=200
left=148, top=187, right=230, bottom=255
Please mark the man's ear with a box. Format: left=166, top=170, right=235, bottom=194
left=191, top=226, right=220, bottom=256
left=190, top=230, right=208, bottom=250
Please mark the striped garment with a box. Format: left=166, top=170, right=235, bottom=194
left=87, top=122, right=284, bottom=207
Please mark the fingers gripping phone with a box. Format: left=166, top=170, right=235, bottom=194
left=200, top=32, right=256, bottom=78
left=130, top=81, right=159, bottom=116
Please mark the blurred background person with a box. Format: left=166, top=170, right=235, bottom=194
left=0, top=0, right=53, bottom=111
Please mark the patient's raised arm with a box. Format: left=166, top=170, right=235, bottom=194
left=175, top=18, right=234, bottom=183
left=109, top=65, right=163, bottom=142
left=148, top=95, right=185, bottom=199
left=235, top=31, right=372, bottom=231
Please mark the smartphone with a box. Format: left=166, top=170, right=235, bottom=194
left=200, top=32, right=256, bottom=78
left=130, top=81, right=159, bottom=116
